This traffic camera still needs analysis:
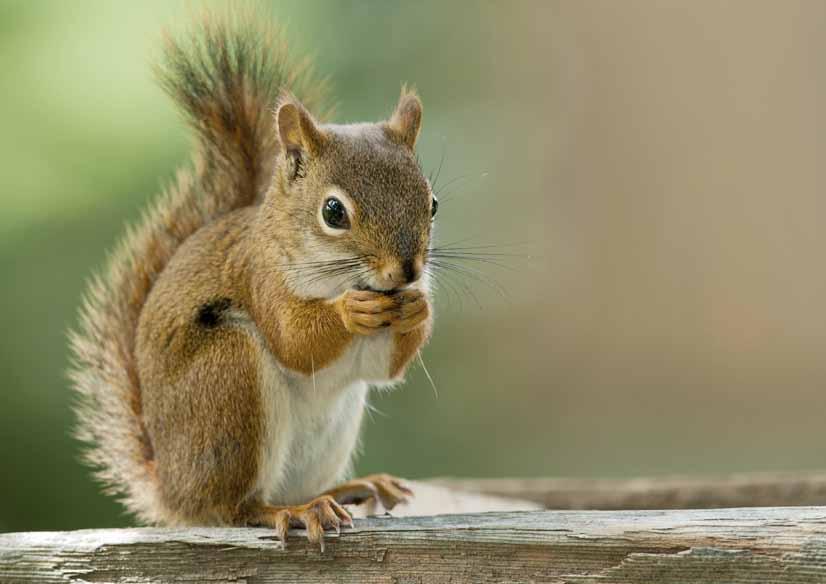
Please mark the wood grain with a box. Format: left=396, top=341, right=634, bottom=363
left=4, top=506, right=826, bottom=583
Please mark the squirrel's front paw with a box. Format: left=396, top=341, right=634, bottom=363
left=336, top=290, right=398, bottom=335
left=390, top=289, right=430, bottom=334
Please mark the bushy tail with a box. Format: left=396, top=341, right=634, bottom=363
left=68, top=11, right=328, bottom=524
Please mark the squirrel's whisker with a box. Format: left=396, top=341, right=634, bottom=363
left=417, top=350, right=438, bottom=400
left=428, top=253, right=516, bottom=272
left=428, top=142, right=447, bottom=192
left=428, top=260, right=505, bottom=303
left=425, top=264, right=481, bottom=310
left=424, top=268, right=461, bottom=311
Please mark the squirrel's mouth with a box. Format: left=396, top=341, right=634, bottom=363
left=354, top=280, right=402, bottom=295
left=353, top=281, right=377, bottom=292
left=355, top=283, right=391, bottom=294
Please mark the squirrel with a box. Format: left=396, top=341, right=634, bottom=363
left=68, top=12, right=435, bottom=549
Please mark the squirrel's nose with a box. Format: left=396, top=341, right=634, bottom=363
left=401, top=259, right=419, bottom=284
left=382, top=258, right=422, bottom=287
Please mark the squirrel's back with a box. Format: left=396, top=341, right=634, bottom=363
left=68, top=12, right=327, bottom=523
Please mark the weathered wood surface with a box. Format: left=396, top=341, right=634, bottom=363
left=432, top=471, right=826, bottom=510
left=4, top=507, right=826, bottom=583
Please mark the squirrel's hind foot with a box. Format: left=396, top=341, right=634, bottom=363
left=323, top=473, right=413, bottom=512
left=248, top=495, right=353, bottom=551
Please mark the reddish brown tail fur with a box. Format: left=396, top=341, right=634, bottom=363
left=67, top=10, right=328, bottom=523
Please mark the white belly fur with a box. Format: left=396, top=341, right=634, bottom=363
left=253, top=328, right=398, bottom=505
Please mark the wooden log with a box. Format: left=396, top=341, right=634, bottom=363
left=430, top=471, right=826, bottom=510
left=4, top=506, right=826, bottom=583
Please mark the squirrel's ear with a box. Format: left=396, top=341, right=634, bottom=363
left=385, top=87, right=422, bottom=150
left=276, top=96, right=326, bottom=168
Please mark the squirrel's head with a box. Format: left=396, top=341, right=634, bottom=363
left=261, top=88, right=436, bottom=298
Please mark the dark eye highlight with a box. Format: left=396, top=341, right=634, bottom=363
left=431, top=196, right=439, bottom=219
left=322, top=197, right=350, bottom=230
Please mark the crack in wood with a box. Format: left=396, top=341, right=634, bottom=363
left=5, top=508, right=826, bottom=583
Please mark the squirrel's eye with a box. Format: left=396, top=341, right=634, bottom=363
left=322, top=197, right=350, bottom=230
left=431, top=197, right=439, bottom=219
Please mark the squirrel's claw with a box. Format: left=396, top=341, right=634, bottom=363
left=337, top=289, right=430, bottom=336
left=271, top=509, right=290, bottom=549
left=391, top=291, right=430, bottom=334
left=253, top=495, right=353, bottom=551
left=323, top=473, right=413, bottom=512
left=337, top=290, right=397, bottom=335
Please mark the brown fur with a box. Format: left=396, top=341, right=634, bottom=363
left=391, top=328, right=430, bottom=379
left=70, top=10, right=433, bottom=528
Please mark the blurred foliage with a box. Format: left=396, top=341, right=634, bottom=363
left=0, top=0, right=510, bottom=532
left=5, top=1, right=826, bottom=533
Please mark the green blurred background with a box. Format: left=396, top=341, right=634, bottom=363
left=4, top=0, right=826, bottom=532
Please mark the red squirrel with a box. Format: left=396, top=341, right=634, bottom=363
left=69, top=12, right=434, bottom=549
